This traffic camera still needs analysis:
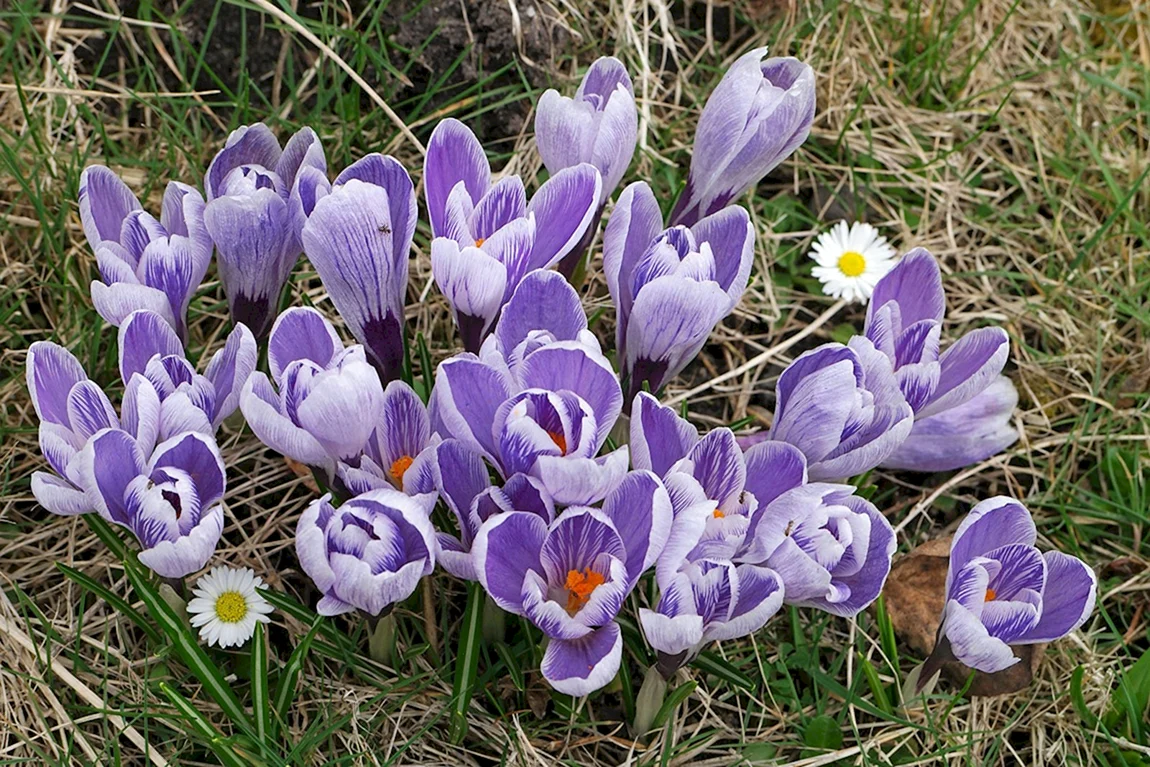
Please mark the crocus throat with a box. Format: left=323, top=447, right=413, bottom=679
left=475, top=237, right=486, bottom=248
left=215, top=592, right=248, bottom=623
left=547, top=431, right=568, bottom=455
left=564, top=568, right=605, bottom=615
left=712, top=509, right=724, bottom=519
left=837, top=251, right=866, bottom=277
left=984, top=588, right=997, bottom=602
left=389, top=455, right=414, bottom=483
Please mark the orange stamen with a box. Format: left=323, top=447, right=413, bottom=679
left=389, top=455, right=414, bottom=484
left=547, top=430, right=568, bottom=455
left=712, top=509, right=725, bottom=519
left=984, top=588, right=997, bottom=602
left=475, top=237, right=486, bottom=248
left=564, top=568, right=606, bottom=614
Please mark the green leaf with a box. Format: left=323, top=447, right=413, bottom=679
left=692, top=651, right=756, bottom=691
left=157, top=681, right=251, bottom=767
left=450, top=581, right=484, bottom=744
left=273, top=616, right=323, bottom=731
left=858, top=655, right=893, bottom=715
left=803, top=714, right=844, bottom=750
left=1070, top=665, right=1101, bottom=729
left=492, top=641, right=524, bottom=692
left=83, top=514, right=130, bottom=561
left=651, top=680, right=696, bottom=731
left=251, top=622, right=270, bottom=743
left=57, top=563, right=161, bottom=644
left=1109, top=648, right=1150, bottom=741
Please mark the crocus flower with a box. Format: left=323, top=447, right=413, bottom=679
left=295, top=488, right=437, bottom=616
left=473, top=471, right=672, bottom=694
left=74, top=429, right=226, bottom=578
left=27, top=341, right=160, bottom=517
left=768, top=340, right=914, bottom=480
left=336, top=380, right=439, bottom=498
left=203, top=123, right=326, bottom=339
left=118, top=310, right=256, bottom=440
left=239, top=307, right=383, bottom=481
left=423, top=118, right=601, bottom=351
left=927, top=497, right=1096, bottom=674
left=669, top=47, right=815, bottom=227
left=862, top=249, right=1018, bottom=471
left=297, top=154, right=416, bottom=381
left=603, top=181, right=755, bottom=404
left=79, top=166, right=212, bottom=341
left=431, top=272, right=627, bottom=505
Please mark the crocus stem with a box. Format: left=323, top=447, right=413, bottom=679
left=368, top=611, right=397, bottom=666
left=633, top=665, right=668, bottom=739
left=422, top=577, right=440, bottom=662
left=482, top=594, right=506, bottom=645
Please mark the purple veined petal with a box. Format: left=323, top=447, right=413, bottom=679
left=629, top=391, right=699, bottom=477
left=502, top=473, right=556, bottom=520
left=160, top=182, right=212, bottom=261
left=742, top=440, right=807, bottom=512
left=431, top=238, right=509, bottom=354
left=431, top=353, right=515, bottom=460
left=239, top=372, right=331, bottom=467
left=578, top=56, right=634, bottom=100
left=433, top=439, right=491, bottom=545
left=91, top=281, right=177, bottom=331
left=535, top=89, right=597, bottom=176
left=436, top=532, right=478, bottom=581
left=950, top=560, right=992, bottom=614
left=769, top=344, right=860, bottom=463
left=532, top=447, right=629, bottom=507
left=600, top=470, right=673, bottom=584
left=602, top=182, right=663, bottom=345
left=441, top=181, right=477, bottom=246
left=267, top=307, right=344, bottom=383
left=138, top=236, right=198, bottom=338
left=276, top=127, right=327, bottom=192
left=118, top=310, right=184, bottom=385
left=517, top=343, right=623, bottom=450
left=424, top=118, right=491, bottom=238
left=947, top=496, right=1037, bottom=594
left=78, top=165, right=142, bottom=250
left=158, top=391, right=214, bottom=440
left=203, top=323, right=257, bottom=426
left=1014, top=551, right=1097, bottom=643
left=589, top=82, right=638, bottom=200
left=205, top=123, right=282, bottom=200
left=917, top=327, right=1010, bottom=419
left=39, top=422, right=79, bottom=477
left=495, top=270, right=588, bottom=355
left=66, top=380, right=120, bottom=441
left=980, top=595, right=1041, bottom=644
left=765, top=536, right=834, bottom=603
left=333, top=153, right=417, bottom=275
left=654, top=478, right=713, bottom=585
left=294, top=357, right=384, bottom=461
left=895, top=360, right=941, bottom=414
left=689, top=205, right=754, bottom=301
left=122, top=373, right=161, bottom=455
left=810, top=398, right=914, bottom=481
left=809, top=495, right=894, bottom=617
left=119, top=210, right=169, bottom=264
left=295, top=495, right=338, bottom=594
left=472, top=510, right=548, bottom=613
left=525, top=163, right=602, bottom=271
left=336, top=458, right=391, bottom=497
left=640, top=580, right=705, bottom=656
left=865, top=248, right=945, bottom=338
left=893, top=319, right=941, bottom=369
left=377, top=380, right=431, bottom=471
left=538, top=507, right=626, bottom=586
left=521, top=570, right=596, bottom=641
left=95, top=243, right=139, bottom=284
left=150, top=431, right=227, bottom=508
left=32, top=471, right=93, bottom=516
left=541, top=622, right=622, bottom=696
left=983, top=543, right=1047, bottom=600
left=288, top=164, right=332, bottom=240
left=941, top=600, right=1020, bottom=673
left=137, top=504, right=224, bottom=579
left=74, top=428, right=147, bottom=525
left=470, top=175, right=527, bottom=242
left=479, top=216, right=536, bottom=296
left=26, top=341, right=89, bottom=427
left=566, top=556, right=630, bottom=629
left=705, top=564, right=785, bottom=642
left=686, top=429, right=745, bottom=511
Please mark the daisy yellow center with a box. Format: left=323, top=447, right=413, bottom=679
left=712, top=509, right=725, bottom=519
left=390, top=455, right=414, bottom=483
left=214, top=592, right=249, bottom=623
left=475, top=237, right=486, bottom=248
left=547, top=430, right=568, bottom=456
left=985, top=588, right=997, bottom=602
left=837, top=251, right=867, bottom=277
left=565, top=568, right=605, bottom=614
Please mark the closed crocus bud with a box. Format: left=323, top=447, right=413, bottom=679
left=604, top=182, right=754, bottom=405
left=670, top=48, right=815, bottom=227
left=74, top=429, right=227, bottom=578
left=80, top=166, right=212, bottom=341
left=203, top=124, right=326, bottom=339
left=295, top=489, right=437, bottom=616
left=927, top=497, right=1096, bottom=675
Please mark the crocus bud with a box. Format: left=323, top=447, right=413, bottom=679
left=670, top=48, right=815, bottom=227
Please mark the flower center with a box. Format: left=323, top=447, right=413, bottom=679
left=712, top=509, right=724, bottom=519
left=837, top=251, right=866, bottom=277
left=390, top=455, right=414, bottom=483
left=215, top=592, right=249, bottom=623
left=547, top=430, right=568, bottom=456
left=475, top=237, right=486, bottom=248
left=564, top=567, right=605, bottom=615
left=985, top=588, right=997, bottom=602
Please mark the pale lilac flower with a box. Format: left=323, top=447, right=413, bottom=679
left=295, top=488, right=437, bottom=616
left=74, top=428, right=227, bottom=578
left=297, top=154, right=416, bottom=381
left=424, top=118, right=601, bottom=351
left=669, top=48, right=815, bottom=227
left=79, top=166, right=212, bottom=341
left=603, top=182, right=754, bottom=404
left=472, top=472, right=672, bottom=694
left=336, top=380, right=439, bottom=498
left=203, top=124, right=326, bottom=339
left=928, top=497, right=1096, bottom=674
left=864, top=249, right=1018, bottom=471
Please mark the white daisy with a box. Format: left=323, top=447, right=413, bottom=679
left=808, top=221, right=897, bottom=303
left=187, top=566, right=274, bottom=648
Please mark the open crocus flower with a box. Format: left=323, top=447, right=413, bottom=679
left=927, top=497, right=1096, bottom=675
left=473, top=471, right=672, bottom=694
left=431, top=273, right=627, bottom=506
left=74, top=429, right=226, bottom=578
left=239, top=307, right=384, bottom=481
left=423, top=118, right=601, bottom=351
left=27, top=342, right=160, bottom=516
left=118, top=310, right=256, bottom=440
left=295, top=488, right=437, bottom=616
left=297, top=154, right=416, bottom=381
left=767, top=341, right=914, bottom=480
left=603, top=181, right=754, bottom=404
left=336, top=380, right=439, bottom=498
left=203, top=123, right=326, bottom=339
left=669, top=47, right=815, bottom=227
left=861, top=249, right=1018, bottom=472
left=79, top=166, right=212, bottom=341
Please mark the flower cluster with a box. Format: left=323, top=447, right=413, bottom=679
left=25, top=49, right=1093, bottom=694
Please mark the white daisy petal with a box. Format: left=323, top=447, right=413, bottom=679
left=185, top=565, right=275, bottom=648
left=807, top=221, right=897, bottom=303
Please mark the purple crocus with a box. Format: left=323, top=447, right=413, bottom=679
left=423, top=118, right=601, bottom=351
left=118, top=310, right=256, bottom=441
left=431, top=272, right=627, bottom=505
left=669, top=47, right=815, bottom=227
left=863, top=249, right=1018, bottom=471
left=295, top=488, right=437, bottom=616
left=203, top=123, right=326, bottom=339
left=79, top=166, right=212, bottom=341
left=239, top=307, right=383, bottom=480
left=603, top=181, right=755, bottom=404
left=297, top=154, right=416, bottom=381
left=926, top=497, right=1096, bottom=675
left=472, top=471, right=672, bottom=694
left=74, top=429, right=227, bottom=578
left=27, top=342, right=160, bottom=516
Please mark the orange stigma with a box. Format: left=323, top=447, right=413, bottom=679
left=564, top=568, right=606, bottom=614
left=712, top=509, right=725, bottom=519
left=475, top=237, right=486, bottom=248
left=547, top=430, right=568, bottom=455
left=389, top=455, right=414, bottom=484
left=984, top=588, right=997, bottom=602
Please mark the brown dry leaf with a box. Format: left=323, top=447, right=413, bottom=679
left=283, top=457, right=320, bottom=493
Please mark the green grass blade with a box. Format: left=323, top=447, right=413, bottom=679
left=273, top=616, right=323, bottom=730
left=858, top=655, right=893, bottom=715
left=56, top=562, right=162, bottom=644
left=450, top=581, right=484, bottom=745
left=692, top=651, right=755, bottom=691
left=156, top=680, right=251, bottom=767
left=251, top=621, right=270, bottom=743
left=651, top=680, right=696, bottom=731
